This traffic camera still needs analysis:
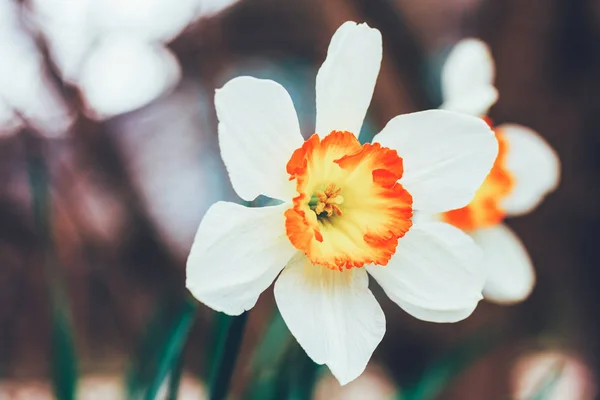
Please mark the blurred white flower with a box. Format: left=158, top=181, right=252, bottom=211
left=91, top=0, right=200, bottom=43
left=78, top=35, right=180, bottom=120
left=77, top=375, right=123, bottom=400
left=27, top=0, right=242, bottom=120
left=440, top=38, right=561, bottom=304
left=110, top=83, right=233, bottom=259
left=440, top=39, right=498, bottom=116
left=187, top=21, right=497, bottom=385
left=0, top=0, right=74, bottom=137
left=511, top=351, right=596, bottom=400
left=0, top=380, right=53, bottom=400
left=314, top=364, right=397, bottom=400
left=156, top=374, right=207, bottom=399
left=76, top=373, right=207, bottom=400
left=27, top=0, right=93, bottom=83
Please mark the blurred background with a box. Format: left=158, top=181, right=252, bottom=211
left=1, top=0, right=599, bottom=399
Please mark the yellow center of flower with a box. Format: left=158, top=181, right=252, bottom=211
left=284, top=131, right=414, bottom=271
left=442, top=128, right=514, bottom=231
left=309, top=183, right=344, bottom=217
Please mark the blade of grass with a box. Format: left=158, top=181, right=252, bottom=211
left=244, top=309, right=294, bottom=400
left=125, top=295, right=197, bottom=400
left=401, top=328, right=504, bottom=400
left=205, top=312, right=232, bottom=378
left=49, top=300, right=78, bottom=400
left=208, top=312, right=249, bottom=400
left=144, top=297, right=197, bottom=400
left=285, top=344, right=322, bottom=400
left=26, top=136, right=78, bottom=400
left=244, top=309, right=323, bottom=400
left=167, top=352, right=184, bottom=400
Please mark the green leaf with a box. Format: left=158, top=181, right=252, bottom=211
left=284, top=344, right=322, bottom=400
left=125, top=295, right=197, bottom=400
left=205, top=312, right=233, bottom=377
left=49, top=300, right=78, bottom=400
left=244, top=310, right=322, bottom=400
left=166, top=349, right=184, bottom=400
left=208, top=313, right=249, bottom=400
left=244, top=310, right=294, bottom=400
left=401, top=328, right=504, bottom=400
left=26, top=137, right=78, bottom=400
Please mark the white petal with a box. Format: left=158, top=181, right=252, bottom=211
left=215, top=76, right=304, bottom=202
left=91, top=0, right=200, bottom=43
left=410, top=211, right=442, bottom=225
left=78, top=35, right=181, bottom=120
left=440, top=38, right=498, bottom=116
left=186, top=201, right=296, bottom=315
left=315, top=21, right=382, bottom=137
left=274, top=255, right=385, bottom=385
left=499, top=124, right=560, bottom=216
left=367, top=221, right=485, bottom=323
left=374, top=110, right=497, bottom=212
left=471, top=224, right=535, bottom=304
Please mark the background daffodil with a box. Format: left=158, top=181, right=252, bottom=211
left=440, top=38, right=561, bottom=304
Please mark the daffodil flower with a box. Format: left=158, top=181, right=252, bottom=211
left=186, top=22, right=498, bottom=384
left=440, top=38, right=560, bottom=303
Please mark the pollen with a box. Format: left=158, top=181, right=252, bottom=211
left=284, top=131, right=413, bottom=271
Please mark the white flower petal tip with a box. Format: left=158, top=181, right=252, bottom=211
left=374, top=110, right=498, bottom=213
left=186, top=201, right=296, bottom=316
left=368, top=221, right=485, bottom=323
left=78, top=36, right=181, bottom=120
left=215, top=76, right=304, bottom=202
left=511, top=351, right=597, bottom=400
left=499, top=124, right=561, bottom=216
left=274, top=255, right=386, bottom=385
left=472, top=224, right=536, bottom=304
left=440, top=38, right=498, bottom=116
left=315, top=21, right=382, bottom=137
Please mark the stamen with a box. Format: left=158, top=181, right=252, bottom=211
left=309, top=183, right=344, bottom=217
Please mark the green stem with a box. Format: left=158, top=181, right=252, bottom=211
left=285, top=343, right=321, bottom=400
left=244, top=309, right=294, bottom=400
left=209, top=313, right=249, bottom=400
left=26, top=135, right=78, bottom=400
left=167, top=352, right=184, bottom=400
left=143, top=297, right=197, bottom=400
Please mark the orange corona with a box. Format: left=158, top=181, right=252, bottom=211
left=284, top=131, right=413, bottom=271
left=443, top=131, right=514, bottom=231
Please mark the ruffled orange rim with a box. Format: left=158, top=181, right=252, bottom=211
left=284, top=131, right=413, bottom=270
